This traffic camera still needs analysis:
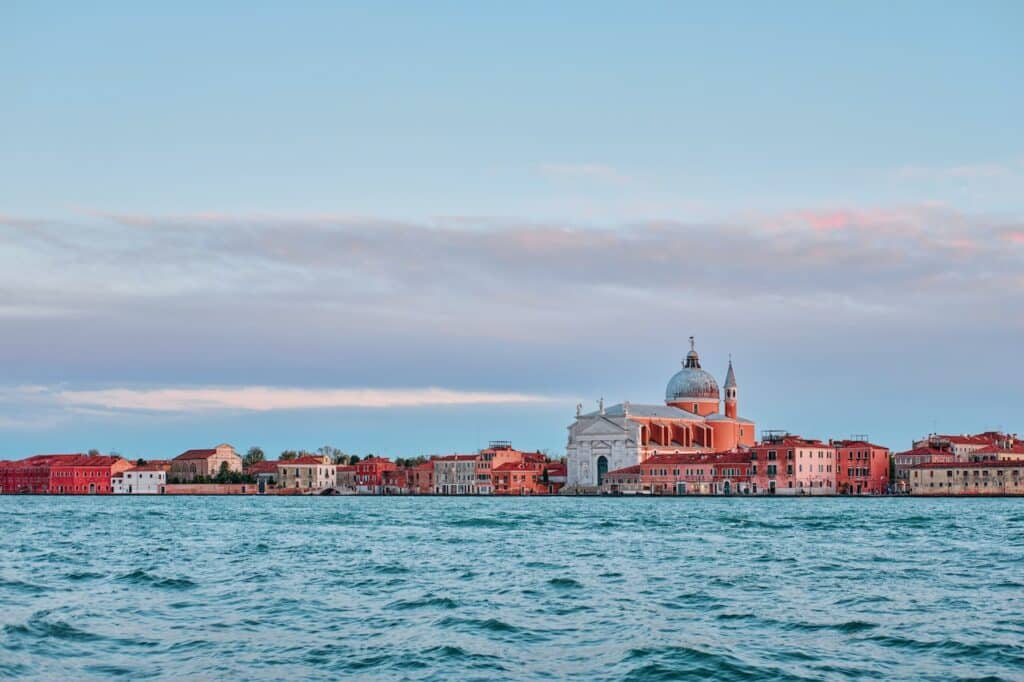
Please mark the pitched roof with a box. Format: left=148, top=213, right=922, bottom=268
left=279, top=455, right=332, bottom=466
left=247, top=461, right=280, bottom=474
left=174, top=448, right=218, bottom=461
left=912, top=460, right=1024, bottom=469
left=493, top=461, right=543, bottom=472
left=893, top=446, right=955, bottom=458
left=832, top=440, right=889, bottom=450
left=974, top=444, right=1024, bottom=455
left=127, top=461, right=172, bottom=472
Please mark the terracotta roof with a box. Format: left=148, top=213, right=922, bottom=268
left=933, top=434, right=1001, bottom=445
left=912, top=460, right=1024, bottom=469
left=832, top=440, right=889, bottom=450
left=974, top=444, right=1024, bottom=455
left=279, top=456, right=333, bottom=466
left=493, top=461, right=544, bottom=472
left=436, top=454, right=478, bottom=461
left=127, top=462, right=172, bottom=472
left=894, top=446, right=955, bottom=458
left=174, top=449, right=218, bottom=461
left=248, top=461, right=280, bottom=474
left=335, top=465, right=356, bottom=472
left=50, top=455, right=125, bottom=467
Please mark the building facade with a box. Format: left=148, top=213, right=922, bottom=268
left=749, top=435, right=836, bottom=495
left=354, top=456, right=397, bottom=493
left=603, top=451, right=754, bottom=495
left=910, top=461, right=1024, bottom=495
left=277, top=456, right=336, bottom=491
left=0, top=454, right=132, bottom=495
left=566, top=339, right=755, bottom=491
left=892, top=446, right=957, bottom=491
left=170, top=444, right=243, bottom=482
left=831, top=440, right=890, bottom=494
left=434, top=455, right=479, bottom=494
left=113, top=462, right=170, bottom=494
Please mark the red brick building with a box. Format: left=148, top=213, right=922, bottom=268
left=355, top=456, right=396, bottom=493
left=382, top=468, right=409, bottom=494
left=0, top=455, right=131, bottom=494
left=407, top=460, right=435, bottom=494
left=0, top=455, right=55, bottom=494
left=831, top=440, right=890, bottom=494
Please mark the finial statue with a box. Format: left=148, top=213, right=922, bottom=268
left=689, top=335, right=695, bottom=352
left=576, top=402, right=582, bottom=417
left=598, top=397, right=605, bottom=415
left=623, top=400, right=630, bottom=416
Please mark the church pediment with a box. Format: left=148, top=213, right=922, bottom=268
left=578, top=418, right=627, bottom=438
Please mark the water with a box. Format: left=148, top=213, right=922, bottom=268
left=1, top=497, right=1023, bottom=680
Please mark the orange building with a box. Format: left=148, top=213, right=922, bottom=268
left=831, top=439, right=890, bottom=494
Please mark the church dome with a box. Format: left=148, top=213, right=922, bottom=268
left=665, top=339, right=720, bottom=402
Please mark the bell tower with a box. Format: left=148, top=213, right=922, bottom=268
left=724, top=356, right=738, bottom=419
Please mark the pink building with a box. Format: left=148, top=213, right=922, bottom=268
left=603, top=451, right=754, bottom=495
left=750, top=434, right=836, bottom=495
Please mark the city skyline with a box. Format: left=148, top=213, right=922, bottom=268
left=2, top=2, right=1022, bottom=457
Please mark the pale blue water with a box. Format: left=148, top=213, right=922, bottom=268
left=1, top=497, right=1023, bottom=680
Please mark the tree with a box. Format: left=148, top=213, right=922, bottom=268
left=348, top=455, right=360, bottom=465
left=87, top=449, right=101, bottom=457
left=280, top=450, right=300, bottom=461
left=317, top=445, right=346, bottom=461
left=244, top=446, right=265, bottom=468
left=211, top=461, right=232, bottom=484
left=136, top=458, right=147, bottom=466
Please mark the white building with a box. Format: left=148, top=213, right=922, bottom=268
left=434, top=455, right=478, bottom=494
left=277, top=456, right=337, bottom=491
left=113, top=463, right=169, bottom=494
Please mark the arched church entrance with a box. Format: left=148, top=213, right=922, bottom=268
left=596, top=456, right=609, bottom=486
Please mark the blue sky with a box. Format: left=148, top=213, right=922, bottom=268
left=1, top=2, right=1022, bottom=458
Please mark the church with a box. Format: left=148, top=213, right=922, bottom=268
left=565, top=338, right=755, bottom=490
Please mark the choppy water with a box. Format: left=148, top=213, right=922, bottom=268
left=1, top=497, right=1024, bottom=680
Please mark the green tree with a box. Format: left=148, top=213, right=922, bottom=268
left=280, top=450, right=300, bottom=461
left=87, top=449, right=101, bottom=457
left=244, top=446, right=265, bottom=468
left=348, top=455, right=360, bottom=465
left=136, top=458, right=147, bottom=466
left=215, top=461, right=231, bottom=483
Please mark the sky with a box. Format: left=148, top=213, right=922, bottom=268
left=1, top=2, right=1022, bottom=459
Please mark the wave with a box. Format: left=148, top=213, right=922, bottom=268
left=387, top=594, right=458, bottom=610
left=116, top=569, right=196, bottom=589
left=445, top=517, right=514, bottom=528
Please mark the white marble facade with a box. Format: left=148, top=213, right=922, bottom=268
left=566, top=403, right=642, bottom=488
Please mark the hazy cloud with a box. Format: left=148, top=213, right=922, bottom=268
left=55, top=386, right=556, bottom=412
